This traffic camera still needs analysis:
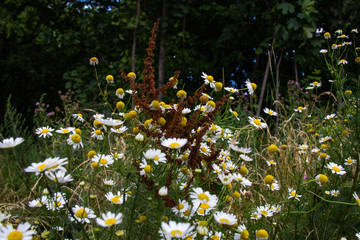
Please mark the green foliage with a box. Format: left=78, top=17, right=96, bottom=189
left=2, top=95, right=29, bottom=138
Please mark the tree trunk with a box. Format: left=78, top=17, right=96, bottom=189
left=256, top=51, right=272, bottom=116
left=131, top=0, right=140, bottom=73
left=158, top=0, right=168, bottom=100
left=294, top=50, right=298, bottom=82
left=131, top=0, right=140, bottom=107
left=274, top=48, right=284, bottom=136
left=256, top=35, right=276, bottom=116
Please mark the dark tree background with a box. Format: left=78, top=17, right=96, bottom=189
left=1, top=0, right=360, bottom=129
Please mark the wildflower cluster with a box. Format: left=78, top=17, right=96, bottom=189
left=0, top=25, right=359, bottom=240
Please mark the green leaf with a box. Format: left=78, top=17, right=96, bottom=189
left=278, top=2, right=295, bottom=15
left=303, top=24, right=316, bottom=38
left=287, top=18, right=299, bottom=30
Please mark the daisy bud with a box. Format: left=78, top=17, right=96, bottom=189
left=158, top=186, right=168, bottom=196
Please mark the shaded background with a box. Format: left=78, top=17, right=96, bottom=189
left=1, top=0, right=360, bottom=131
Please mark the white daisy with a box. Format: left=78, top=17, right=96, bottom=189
left=161, top=138, right=188, bottom=149
left=224, top=87, right=239, bottom=93
left=257, top=205, right=273, bottom=218
left=35, top=126, right=54, bottom=138
left=28, top=195, right=48, bottom=208
left=139, top=159, right=153, bottom=176
left=344, top=157, right=356, bottom=166
left=268, top=180, right=280, bottom=191
left=91, top=128, right=104, bottom=140
left=72, top=113, right=84, bottom=122
left=45, top=170, right=73, bottom=183
left=213, top=211, right=237, bottom=226
left=116, top=88, right=125, bottom=99
left=91, top=154, right=114, bottom=168
left=263, top=108, right=278, bottom=116
left=248, top=116, right=267, bottom=129
left=105, top=191, right=127, bottom=204
left=95, top=117, right=124, bottom=127
left=245, top=79, right=254, bottom=95
left=234, top=224, right=249, bottom=240
left=96, top=212, right=123, bottom=227
left=71, top=205, right=96, bottom=223
left=325, top=113, right=336, bottom=120
left=46, top=192, right=67, bottom=211
left=66, top=133, right=83, bottom=149
left=288, top=188, right=302, bottom=201
left=110, top=126, right=128, bottom=134
left=201, top=72, right=215, bottom=89
left=0, top=222, right=35, bottom=240
left=218, top=173, right=233, bottom=185
left=55, top=127, right=75, bottom=134
left=144, top=149, right=167, bottom=165
left=326, top=162, right=346, bottom=175
left=171, top=200, right=190, bottom=215
left=0, top=211, right=10, bottom=222
left=160, top=221, right=195, bottom=239
left=0, top=137, right=24, bottom=149
left=240, top=154, right=253, bottom=162
left=330, top=190, right=340, bottom=197
left=24, top=157, right=68, bottom=175
left=229, top=144, right=252, bottom=154
left=294, top=106, right=306, bottom=112
left=103, top=179, right=115, bottom=186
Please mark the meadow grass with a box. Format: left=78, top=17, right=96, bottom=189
left=0, top=25, right=359, bottom=240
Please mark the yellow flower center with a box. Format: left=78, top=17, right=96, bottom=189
left=151, top=100, right=160, bottom=110
left=91, top=162, right=99, bottom=168
left=41, top=129, right=49, bottom=134
left=251, top=82, right=257, bottom=90
left=347, top=159, right=353, bottom=163
left=71, top=134, right=81, bottom=143
left=220, top=218, right=230, bottom=224
left=198, top=193, right=210, bottom=202
left=206, top=75, right=214, bottom=83
left=264, top=175, right=275, bottom=185
left=298, top=107, right=303, bottom=111
left=260, top=210, right=268, bottom=216
left=232, top=191, right=241, bottom=199
left=8, top=230, right=23, bottom=240
left=184, top=210, right=190, bottom=216
left=253, top=119, right=262, bottom=126
left=37, top=163, right=47, bottom=171
left=256, top=229, right=269, bottom=238
left=200, top=202, right=210, bottom=209
left=291, top=192, right=296, bottom=196
left=105, top=218, right=117, bottom=225
left=171, top=230, right=183, bottom=237
left=61, top=129, right=69, bottom=133
left=332, top=166, right=340, bottom=172
left=117, top=88, right=124, bottom=94
left=154, top=155, right=159, bottom=161
left=75, top=209, right=88, bottom=218
left=198, top=208, right=205, bottom=214
left=200, top=147, right=208, bottom=153
left=111, top=196, right=121, bottom=203
left=208, top=101, right=216, bottom=108
left=99, top=158, right=108, bottom=164
left=169, top=142, right=180, bottom=148
left=95, top=130, right=102, bottom=135
left=144, top=165, right=153, bottom=174
left=177, top=203, right=184, bottom=210
left=241, top=229, right=250, bottom=239
left=211, top=235, right=219, bottom=240
left=53, top=201, right=62, bottom=207
left=319, top=174, right=328, bottom=185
